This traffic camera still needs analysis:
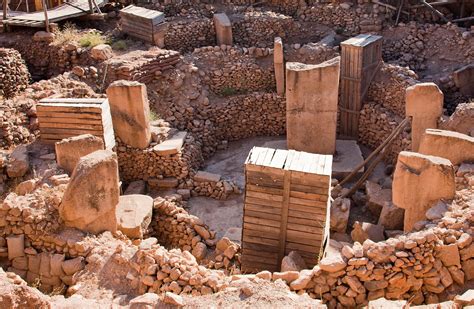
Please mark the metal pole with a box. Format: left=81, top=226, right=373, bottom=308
left=41, top=0, right=49, bottom=32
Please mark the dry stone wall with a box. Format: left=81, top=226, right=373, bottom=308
left=0, top=48, right=30, bottom=99
left=165, top=17, right=216, bottom=53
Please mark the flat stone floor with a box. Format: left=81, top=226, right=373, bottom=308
left=187, top=136, right=385, bottom=242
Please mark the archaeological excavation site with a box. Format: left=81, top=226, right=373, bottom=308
left=0, top=0, right=473, bottom=307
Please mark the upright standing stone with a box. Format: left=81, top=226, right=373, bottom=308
left=286, top=57, right=340, bottom=154
left=392, top=151, right=455, bottom=232
left=274, top=37, right=284, bottom=95
left=59, top=150, right=120, bottom=234
left=106, top=81, right=151, bottom=149
left=405, top=83, right=443, bottom=152
left=213, top=13, right=233, bottom=46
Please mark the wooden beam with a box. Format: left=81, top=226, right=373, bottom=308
left=3, top=0, right=8, bottom=20
left=41, top=0, right=49, bottom=32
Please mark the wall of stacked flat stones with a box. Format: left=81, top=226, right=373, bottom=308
left=165, top=18, right=216, bottom=53
left=0, top=185, right=89, bottom=294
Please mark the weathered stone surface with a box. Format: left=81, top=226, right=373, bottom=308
left=124, top=180, right=146, bottom=195
left=286, top=57, right=340, bottom=154
left=90, top=44, right=114, bottom=61
left=194, top=171, right=221, bottom=183
left=440, top=103, right=474, bottom=136
left=60, top=150, right=119, bottom=234
left=438, top=244, right=461, bottom=267
left=6, top=235, right=24, bottom=260
left=281, top=251, right=307, bottom=272
left=213, top=13, right=232, bottom=46
left=419, top=129, right=474, bottom=165
left=319, top=253, right=346, bottom=273
left=274, top=37, right=284, bottom=95
left=153, top=131, right=187, bottom=155
left=463, top=259, right=474, bottom=281
left=368, top=298, right=407, bottom=308
left=116, top=195, right=153, bottom=239
left=366, top=181, right=391, bottom=217
left=405, top=82, right=443, bottom=151
left=129, top=293, right=160, bottom=309
left=289, top=269, right=312, bottom=290
left=61, top=257, right=85, bottom=276
left=106, top=81, right=151, bottom=149
left=392, top=151, right=455, bottom=232
left=33, top=31, right=55, bottom=43
left=330, top=198, right=350, bottom=233
left=378, top=202, right=404, bottom=230
left=351, top=221, right=385, bottom=243
left=55, top=134, right=105, bottom=174
left=453, top=64, right=474, bottom=96
left=6, top=145, right=29, bottom=178
left=425, top=200, right=448, bottom=220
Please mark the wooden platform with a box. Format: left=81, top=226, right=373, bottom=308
left=120, top=5, right=167, bottom=46
left=2, top=0, right=105, bottom=28
left=241, top=147, right=332, bottom=273
left=36, top=98, right=115, bottom=149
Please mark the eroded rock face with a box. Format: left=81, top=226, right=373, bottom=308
left=116, top=195, right=153, bottom=239
left=59, top=150, right=119, bottom=234
left=393, top=151, right=455, bottom=232
left=55, top=134, right=105, bottom=174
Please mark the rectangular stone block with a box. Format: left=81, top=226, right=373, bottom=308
left=213, top=13, right=233, bottom=46
left=106, top=81, right=151, bottom=149
left=286, top=57, right=340, bottom=154
left=274, top=37, right=284, bottom=95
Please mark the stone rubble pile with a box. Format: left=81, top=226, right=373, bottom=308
left=183, top=171, right=240, bottom=200
left=0, top=48, right=30, bottom=99
left=192, top=45, right=275, bottom=94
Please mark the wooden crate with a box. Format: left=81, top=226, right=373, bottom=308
left=241, top=147, right=332, bottom=273
left=36, top=98, right=115, bottom=149
left=340, top=34, right=382, bottom=139
left=120, top=5, right=167, bottom=47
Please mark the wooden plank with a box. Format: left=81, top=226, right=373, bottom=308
left=245, top=203, right=282, bottom=215
left=290, top=190, right=327, bottom=201
left=245, top=196, right=282, bottom=208
left=290, top=173, right=330, bottom=187
left=243, top=216, right=281, bottom=228
left=36, top=105, right=102, bottom=113
left=289, top=197, right=327, bottom=208
left=39, top=122, right=103, bottom=130
left=37, top=116, right=103, bottom=124
left=269, top=149, right=288, bottom=169
left=289, top=203, right=328, bottom=215
left=242, top=241, right=280, bottom=253
left=255, top=147, right=270, bottom=166
left=286, top=229, right=323, bottom=241
left=241, top=260, right=278, bottom=272
left=36, top=111, right=102, bottom=119
left=324, top=155, right=333, bottom=176
left=242, top=248, right=279, bottom=259
left=240, top=256, right=278, bottom=268
left=288, top=207, right=326, bottom=219
left=286, top=241, right=320, bottom=254
left=261, top=148, right=276, bottom=167
left=243, top=222, right=280, bottom=234
left=245, top=191, right=283, bottom=202
left=39, top=128, right=103, bottom=135
left=246, top=163, right=285, bottom=176
left=278, top=168, right=291, bottom=266
left=244, top=228, right=280, bottom=240
left=244, top=210, right=281, bottom=222
left=290, top=183, right=329, bottom=195
left=246, top=184, right=283, bottom=196
left=286, top=233, right=322, bottom=247
left=246, top=176, right=284, bottom=189
left=287, top=223, right=325, bottom=234
left=243, top=234, right=280, bottom=247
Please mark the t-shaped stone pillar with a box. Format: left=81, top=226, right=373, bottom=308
left=286, top=57, right=340, bottom=154
left=213, top=13, right=233, bottom=46
left=392, top=151, right=455, bottom=232
left=405, top=82, right=443, bottom=152
left=274, top=37, right=284, bottom=95
left=106, top=80, right=151, bottom=149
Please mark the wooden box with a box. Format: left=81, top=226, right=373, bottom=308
left=340, top=34, right=382, bottom=139
left=120, top=5, right=167, bottom=47
left=241, top=147, right=332, bottom=273
left=36, top=98, right=115, bottom=149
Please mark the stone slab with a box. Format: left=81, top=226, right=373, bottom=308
left=332, top=140, right=364, bottom=180
left=152, top=131, right=187, bottom=155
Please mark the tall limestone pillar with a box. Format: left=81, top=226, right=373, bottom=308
left=392, top=151, right=455, bottom=232
left=213, top=13, right=233, bottom=46
left=286, top=57, right=340, bottom=154
left=106, top=80, right=151, bottom=149
left=274, top=37, right=284, bottom=95
left=406, top=83, right=443, bottom=152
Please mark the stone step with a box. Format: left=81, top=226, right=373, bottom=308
left=153, top=131, right=187, bottom=155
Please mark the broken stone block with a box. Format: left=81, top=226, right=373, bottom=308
left=405, top=82, right=443, bottom=151
left=366, top=181, right=392, bottom=217
left=152, top=131, right=187, bottom=155
left=419, top=129, right=474, bottom=165
left=61, top=257, right=85, bottom=276
left=7, top=234, right=24, bottom=260
left=130, top=293, right=160, bottom=309
left=213, top=13, right=232, bottom=46
left=286, top=57, right=340, bottom=154
left=55, top=134, right=105, bottom=174
left=59, top=150, right=120, bottom=234
left=124, top=180, right=146, bottom=195
left=454, top=289, right=474, bottom=306
left=163, top=292, right=184, bottom=307
left=90, top=44, right=114, bottom=61
left=330, top=198, right=350, bottom=233
left=392, top=151, right=455, bottom=232
left=106, top=81, right=151, bottom=149
left=274, top=37, right=284, bottom=95
left=351, top=221, right=385, bottom=243
left=194, top=171, right=221, bottom=183
left=453, top=64, right=474, bottom=96
left=6, top=145, right=29, bottom=178
left=378, top=202, right=404, bottom=231
left=116, top=194, right=153, bottom=239
left=281, top=251, right=307, bottom=272
left=425, top=200, right=448, bottom=221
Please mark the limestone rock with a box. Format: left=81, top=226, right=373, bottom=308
left=90, top=44, right=113, bottom=61
left=59, top=150, right=119, bottom=234
left=419, top=129, right=474, bottom=165
left=55, top=134, right=104, bottom=174
left=319, top=253, right=346, bottom=273
left=130, top=293, right=160, bottom=309
left=351, top=221, right=385, bottom=243
left=194, top=171, right=221, bottom=183
left=330, top=198, right=350, bottom=233
left=366, top=181, right=391, bottom=217
left=378, top=202, right=404, bottom=230
left=6, top=235, right=24, bottom=260
left=33, top=31, right=55, bottom=43
left=163, top=292, right=184, bottom=307
left=7, top=145, right=29, bottom=178
left=425, top=200, right=448, bottom=220
left=438, top=244, right=461, bottom=267
left=116, top=195, right=153, bottom=239
left=281, top=251, right=307, bottom=272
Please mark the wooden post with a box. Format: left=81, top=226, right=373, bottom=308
left=41, top=0, right=49, bottom=32
left=87, top=0, right=93, bottom=13
left=3, top=0, right=8, bottom=20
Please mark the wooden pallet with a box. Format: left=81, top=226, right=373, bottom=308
left=120, top=5, right=167, bottom=46
left=340, top=34, right=382, bottom=139
left=241, top=147, right=332, bottom=273
left=36, top=98, right=115, bottom=149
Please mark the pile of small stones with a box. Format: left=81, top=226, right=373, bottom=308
left=0, top=48, right=30, bottom=99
